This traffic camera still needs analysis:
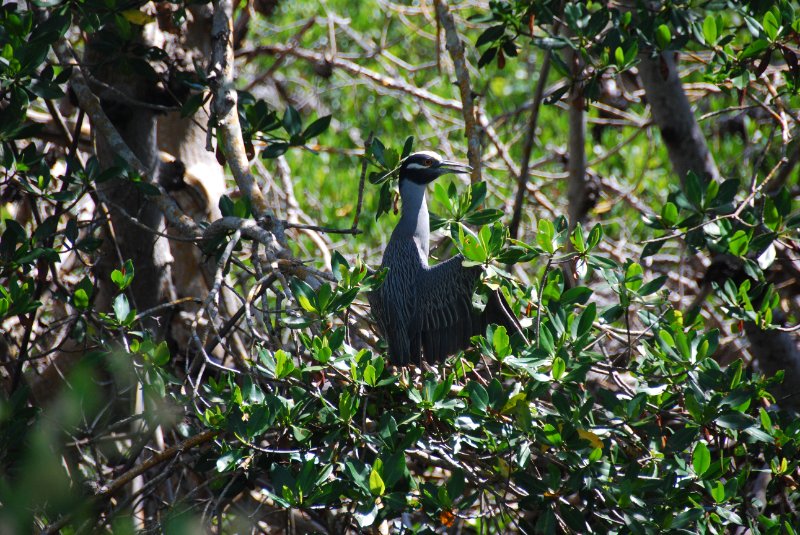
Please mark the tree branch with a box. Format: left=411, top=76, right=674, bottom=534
left=44, top=430, right=220, bottom=534
left=434, top=0, right=481, bottom=182
left=510, top=50, right=552, bottom=239
left=352, top=132, right=374, bottom=232
left=638, top=52, right=720, bottom=186
left=239, top=44, right=462, bottom=111
left=209, top=0, right=278, bottom=233
left=54, top=41, right=199, bottom=239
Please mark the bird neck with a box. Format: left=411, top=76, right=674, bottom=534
left=397, top=179, right=430, bottom=256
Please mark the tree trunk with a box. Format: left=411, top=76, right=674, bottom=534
left=86, top=27, right=176, bottom=335
left=638, top=52, right=720, bottom=186
left=639, top=51, right=800, bottom=408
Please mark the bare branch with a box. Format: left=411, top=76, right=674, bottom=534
left=352, top=132, right=374, bottom=232
left=510, top=50, right=552, bottom=239
left=239, top=44, right=463, bottom=111
left=434, top=0, right=481, bottom=182
left=209, top=0, right=276, bottom=229
left=44, top=430, right=220, bottom=534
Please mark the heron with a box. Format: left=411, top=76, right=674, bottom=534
left=369, top=151, right=524, bottom=366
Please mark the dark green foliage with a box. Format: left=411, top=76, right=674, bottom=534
left=1, top=0, right=800, bottom=532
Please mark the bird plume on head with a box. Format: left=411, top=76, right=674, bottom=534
left=398, top=151, right=472, bottom=185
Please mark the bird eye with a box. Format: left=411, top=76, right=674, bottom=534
left=423, top=159, right=433, bottom=166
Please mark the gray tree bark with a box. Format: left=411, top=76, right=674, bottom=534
left=86, top=28, right=177, bottom=336
left=638, top=52, right=720, bottom=186
left=639, top=51, right=799, bottom=409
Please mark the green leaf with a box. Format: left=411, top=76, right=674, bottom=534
left=655, top=24, right=671, bottom=48
left=692, top=442, right=711, bottom=476
left=740, top=39, right=769, bottom=60
left=262, top=142, right=289, bottom=158
left=363, top=364, right=377, bottom=386
left=763, top=197, right=780, bottom=231
left=401, top=136, right=414, bottom=158
left=492, top=326, right=510, bottom=358
left=570, top=223, right=585, bottom=252
left=710, top=480, right=726, bottom=502
left=587, top=224, right=603, bottom=249
left=685, top=171, right=703, bottom=208
left=641, top=240, right=664, bottom=259
left=73, top=288, right=89, bottom=309
left=302, top=114, right=331, bottom=140
left=463, top=208, right=503, bottom=226
left=624, top=262, right=643, bottom=292
left=469, top=382, right=489, bottom=412
left=703, top=15, right=718, bottom=45
left=370, top=138, right=386, bottom=166
left=637, top=275, right=667, bottom=296
left=384, top=148, right=400, bottom=169
left=560, top=286, right=592, bottom=306
left=672, top=508, right=704, bottom=529
left=478, top=46, right=497, bottom=68
left=728, top=230, right=749, bottom=257
left=457, top=225, right=487, bottom=263
left=110, top=259, right=134, bottom=290
left=112, top=294, right=130, bottom=322
left=661, top=202, right=678, bottom=227
left=290, top=278, right=316, bottom=313
left=110, top=270, right=124, bottom=289
left=476, top=24, right=505, bottom=47
left=716, top=411, right=755, bottom=430
left=31, top=214, right=57, bottom=243
left=339, top=390, right=358, bottom=421
left=152, top=340, right=170, bottom=366
left=614, top=46, right=624, bottom=66
left=537, top=219, right=555, bottom=254
left=369, top=466, right=385, bottom=496
left=551, top=356, right=565, bottom=381
left=577, top=302, right=596, bottom=338
left=274, top=349, right=295, bottom=379
left=282, top=106, right=302, bottom=136
left=763, top=11, right=779, bottom=41
left=759, top=407, right=772, bottom=431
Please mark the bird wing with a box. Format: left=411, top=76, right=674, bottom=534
left=372, top=242, right=524, bottom=366
left=415, top=255, right=483, bottom=363
left=415, top=255, right=526, bottom=364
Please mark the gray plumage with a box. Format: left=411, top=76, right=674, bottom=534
left=369, top=151, right=523, bottom=366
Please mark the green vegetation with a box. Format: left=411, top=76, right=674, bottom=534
left=1, top=0, right=799, bottom=532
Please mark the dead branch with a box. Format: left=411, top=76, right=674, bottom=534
left=434, top=0, right=481, bottom=182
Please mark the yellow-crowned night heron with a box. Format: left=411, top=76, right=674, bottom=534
left=369, top=151, right=523, bottom=366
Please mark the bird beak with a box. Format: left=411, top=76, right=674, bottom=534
left=438, top=160, right=473, bottom=175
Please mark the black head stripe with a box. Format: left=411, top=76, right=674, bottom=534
left=399, top=151, right=443, bottom=184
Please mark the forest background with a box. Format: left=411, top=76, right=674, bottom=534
left=1, top=0, right=800, bottom=532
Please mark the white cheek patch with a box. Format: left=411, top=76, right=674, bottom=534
left=406, top=163, right=427, bottom=170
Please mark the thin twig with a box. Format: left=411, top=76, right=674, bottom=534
left=43, top=430, right=220, bottom=534
left=286, top=221, right=362, bottom=235
left=238, top=44, right=462, bottom=110
left=351, top=131, right=374, bottom=232
left=245, top=17, right=317, bottom=92
left=509, top=49, right=553, bottom=239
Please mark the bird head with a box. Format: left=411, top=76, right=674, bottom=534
left=398, top=151, right=472, bottom=185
